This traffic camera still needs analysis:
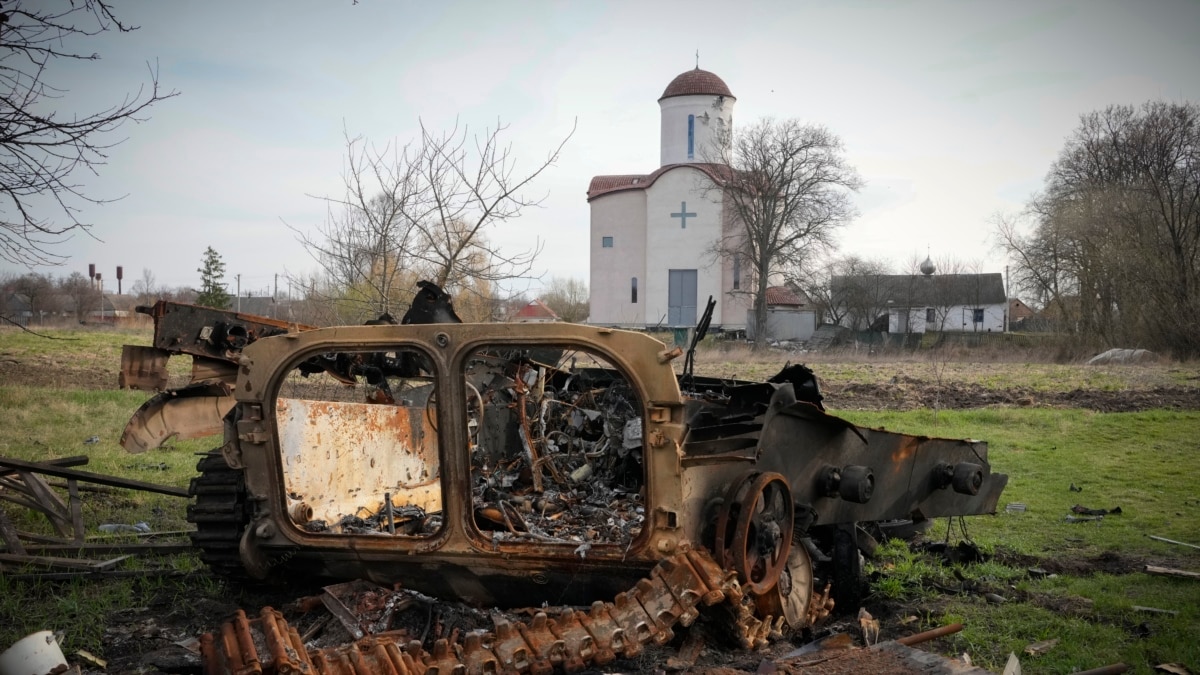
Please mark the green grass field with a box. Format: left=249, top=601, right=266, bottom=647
left=1, top=326, right=1197, bottom=674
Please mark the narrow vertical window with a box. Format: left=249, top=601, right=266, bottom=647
left=732, top=255, right=741, bottom=290
left=631, top=277, right=638, bottom=303
left=925, top=308, right=935, bottom=323
left=687, top=114, right=695, bottom=160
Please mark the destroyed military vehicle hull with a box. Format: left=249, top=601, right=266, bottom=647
left=121, top=299, right=1006, bottom=633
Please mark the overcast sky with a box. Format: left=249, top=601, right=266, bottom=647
left=5, top=0, right=1199, bottom=298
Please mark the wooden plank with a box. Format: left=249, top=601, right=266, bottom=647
left=0, top=552, right=112, bottom=569
left=1147, top=535, right=1200, bottom=551
left=0, top=455, right=88, bottom=479
left=0, top=457, right=189, bottom=498
left=0, top=508, right=26, bottom=556
left=68, top=478, right=84, bottom=544
left=15, top=470, right=70, bottom=536
left=2, top=568, right=196, bottom=582
left=16, top=542, right=193, bottom=556
left=1144, top=565, right=1200, bottom=580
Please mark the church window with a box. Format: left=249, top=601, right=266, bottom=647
left=631, top=277, right=638, bottom=303
left=602, top=236, right=613, bottom=248
left=733, top=255, right=741, bottom=290
left=687, top=115, right=695, bottom=160
left=926, top=308, right=935, bottom=323
left=972, top=308, right=985, bottom=323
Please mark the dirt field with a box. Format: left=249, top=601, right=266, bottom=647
left=4, top=352, right=1200, bottom=412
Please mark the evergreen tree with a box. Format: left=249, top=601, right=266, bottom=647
left=196, top=246, right=231, bottom=309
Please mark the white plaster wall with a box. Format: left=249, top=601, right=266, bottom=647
left=644, top=167, right=724, bottom=326
left=926, top=304, right=1006, bottom=332
left=589, top=191, right=647, bottom=326
left=660, top=95, right=734, bottom=166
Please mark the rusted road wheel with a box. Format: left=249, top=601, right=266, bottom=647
left=715, top=471, right=795, bottom=596
left=756, top=547, right=814, bottom=629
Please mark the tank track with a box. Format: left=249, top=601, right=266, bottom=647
left=200, top=546, right=829, bottom=675
left=186, top=451, right=251, bottom=580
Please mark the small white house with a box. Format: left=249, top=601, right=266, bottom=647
left=832, top=270, right=1007, bottom=333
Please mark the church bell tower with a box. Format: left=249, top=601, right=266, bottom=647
left=658, top=67, right=736, bottom=166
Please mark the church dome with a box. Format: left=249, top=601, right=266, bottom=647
left=659, top=68, right=735, bottom=102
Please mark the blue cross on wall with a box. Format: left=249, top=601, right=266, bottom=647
left=671, top=201, right=697, bottom=228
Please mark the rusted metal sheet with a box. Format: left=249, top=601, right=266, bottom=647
left=118, top=345, right=170, bottom=390
left=276, top=398, right=442, bottom=526
left=120, top=382, right=235, bottom=453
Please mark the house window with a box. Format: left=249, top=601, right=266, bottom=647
left=925, top=308, right=935, bottom=323
left=631, top=277, right=638, bottom=303
left=972, top=308, right=985, bottom=323
left=602, top=236, right=613, bottom=248
left=732, top=255, right=741, bottom=290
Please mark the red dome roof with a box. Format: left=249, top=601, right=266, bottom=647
left=659, top=68, right=735, bottom=102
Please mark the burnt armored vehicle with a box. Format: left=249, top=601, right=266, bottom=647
left=120, top=292, right=1006, bottom=653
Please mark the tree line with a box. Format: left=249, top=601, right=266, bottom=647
left=995, top=101, right=1200, bottom=358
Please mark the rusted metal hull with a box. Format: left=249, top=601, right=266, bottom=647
left=119, top=297, right=1006, bottom=632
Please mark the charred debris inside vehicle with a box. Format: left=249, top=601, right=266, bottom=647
left=119, top=284, right=1006, bottom=672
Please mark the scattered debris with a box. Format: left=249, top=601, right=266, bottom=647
left=1133, top=606, right=1180, bottom=616
left=858, top=607, right=880, bottom=645
left=1070, top=483, right=1083, bottom=492
left=1023, top=638, right=1059, bottom=656
left=83, top=435, right=101, bottom=445
left=1005, top=502, right=1027, bottom=513
left=1155, top=663, right=1192, bottom=674
left=98, top=522, right=151, bottom=534
left=1072, top=504, right=1122, bottom=516
left=1003, top=652, right=1023, bottom=675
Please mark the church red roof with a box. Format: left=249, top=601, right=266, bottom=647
left=587, top=163, right=733, bottom=201
left=659, top=68, right=735, bottom=102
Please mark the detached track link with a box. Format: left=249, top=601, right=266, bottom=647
left=187, top=451, right=251, bottom=581
left=201, top=547, right=780, bottom=675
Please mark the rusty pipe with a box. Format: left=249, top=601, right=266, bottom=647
left=896, top=622, right=963, bottom=646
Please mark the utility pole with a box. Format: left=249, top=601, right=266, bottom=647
left=236, top=274, right=241, bottom=312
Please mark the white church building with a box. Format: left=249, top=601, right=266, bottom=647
left=588, top=68, right=750, bottom=329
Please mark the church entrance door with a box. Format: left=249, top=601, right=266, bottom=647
left=668, top=269, right=697, bottom=326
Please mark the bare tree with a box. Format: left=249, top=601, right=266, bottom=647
left=291, top=119, right=574, bottom=322
left=540, top=276, right=589, bottom=323
left=58, top=270, right=98, bottom=319
left=706, top=118, right=861, bottom=350
left=795, top=254, right=888, bottom=328
left=129, top=267, right=158, bottom=304
left=290, top=129, right=424, bottom=320
left=0, top=1, right=176, bottom=265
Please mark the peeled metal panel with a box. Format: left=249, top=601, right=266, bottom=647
left=275, top=398, right=441, bottom=525
left=119, top=383, right=235, bottom=453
